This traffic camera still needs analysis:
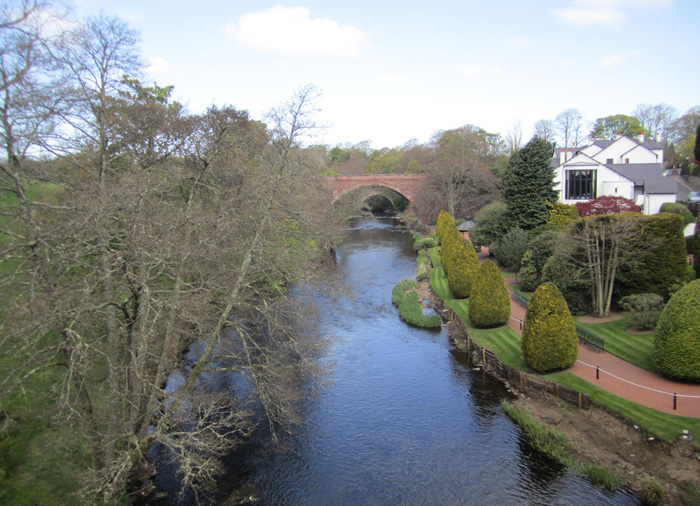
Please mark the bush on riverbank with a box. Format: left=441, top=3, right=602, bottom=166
left=392, top=279, right=442, bottom=328
left=468, top=259, right=510, bottom=328
left=447, top=238, right=479, bottom=299
left=522, top=282, right=578, bottom=373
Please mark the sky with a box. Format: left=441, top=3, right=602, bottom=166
left=75, top=0, right=700, bottom=150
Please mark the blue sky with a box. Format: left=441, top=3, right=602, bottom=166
left=76, top=0, right=699, bottom=149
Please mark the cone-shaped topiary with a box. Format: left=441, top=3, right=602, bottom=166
left=447, top=237, right=479, bottom=299
left=521, top=282, right=578, bottom=373
left=440, top=224, right=460, bottom=276
left=469, top=259, right=510, bottom=328
left=653, top=279, right=700, bottom=381
left=436, top=210, right=454, bottom=245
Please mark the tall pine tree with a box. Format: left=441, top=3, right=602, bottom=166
left=502, top=136, right=557, bottom=230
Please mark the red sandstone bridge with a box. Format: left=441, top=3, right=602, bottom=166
left=323, top=174, right=427, bottom=203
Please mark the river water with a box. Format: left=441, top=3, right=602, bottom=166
left=234, top=216, right=640, bottom=505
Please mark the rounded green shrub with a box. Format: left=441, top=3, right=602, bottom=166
left=620, top=293, right=664, bottom=331
left=447, top=238, right=479, bottom=299
left=469, top=259, right=510, bottom=328
left=521, top=282, right=578, bottom=373
left=653, top=279, right=700, bottom=381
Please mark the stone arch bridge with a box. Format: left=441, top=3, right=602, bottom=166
left=323, top=174, right=427, bottom=204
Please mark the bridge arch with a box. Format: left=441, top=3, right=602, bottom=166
left=324, top=174, right=426, bottom=204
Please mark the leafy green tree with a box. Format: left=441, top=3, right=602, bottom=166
left=502, top=137, right=557, bottom=230
left=653, top=279, right=700, bottom=381
left=468, top=259, right=510, bottom=328
left=447, top=237, right=479, bottom=299
left=521, top=282, right=578, bottom=372
left=695, top=122, right=700, bottom=162
left=590, top=114, right=646, bottom=140
left=492, top=227, right=529, bottom=271
left=469, top=200, right=509, bottom=247
left=440, top=223, right=460, bottom=276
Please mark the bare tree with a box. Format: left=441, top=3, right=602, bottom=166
left=505, top=119, right=523, bottom=155
left=2, top=12, right=344, bottom=503
left=533, top=119, right=556, bottom=144
left=417, top=125, right=500, bottom=221
left=634, top=103, right=678, bottom=143
left=555, top=108, right=584, bottom=159
left=561, top=215, right=635, bottom=317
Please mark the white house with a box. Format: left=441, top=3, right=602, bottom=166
left=552, top=135, right=689, bottom=215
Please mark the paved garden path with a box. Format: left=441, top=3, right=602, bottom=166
left=477, top=248, right=700, bottom=418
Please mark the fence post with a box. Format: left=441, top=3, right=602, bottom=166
left=673, top=393, right=677, bottom=411
left=596, top=366, right=599, bottom=380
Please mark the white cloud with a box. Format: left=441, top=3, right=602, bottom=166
left=555, top=0, right=672, bottom=26
left=598, top=49, right=640, bottom=70
left=599, top=53, right=626, bottom=69
left=222, top=5, right=369, bottom=59
left=555, top=7, right=626, bottom=25
left=503, top=37, right=531, bottom=48
left=147, top=56, right=180, bottom=78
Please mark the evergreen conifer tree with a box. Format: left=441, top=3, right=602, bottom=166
left=502, top=137, right=557, bottom=230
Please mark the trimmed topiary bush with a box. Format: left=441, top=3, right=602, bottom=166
left=440, top=225, right=460, bottom=276
left=469, top=259, right=510, bottom=328
left=653, top=279, right=700, bottom=381
left=521, top=282, right=578, bottom=373
left=436, top=210, right=454, bottom=245
left=447, top=237, right=479, bottom=299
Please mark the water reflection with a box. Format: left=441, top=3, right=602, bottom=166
left=162, top=215, right=641, bottom=505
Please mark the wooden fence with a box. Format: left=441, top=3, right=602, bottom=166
left=447, top=308, right=591, bottom=410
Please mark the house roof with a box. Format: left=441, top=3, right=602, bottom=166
left=605, top=163, right=664, bottom=185
left=458, top=220, right=475, bottom=231
left=643, top=177, right=682, bottom=195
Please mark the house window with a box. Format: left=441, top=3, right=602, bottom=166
left=566, top=170, right=597, bottom=200
left=606, top=158, right=613, bottom=164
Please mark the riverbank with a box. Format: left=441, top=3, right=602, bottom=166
left=416, top=276, right=700, bottom=505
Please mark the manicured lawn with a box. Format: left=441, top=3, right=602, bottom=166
left=428, top=246, right=699, bottom=446
left=545, top=371, right=700, bottom=444
left=429, top=248, right=528, bottom=370
left=575, top=316, right=656, bottom=371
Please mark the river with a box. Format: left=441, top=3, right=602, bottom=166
left=223, top=215, right=639, bottom=505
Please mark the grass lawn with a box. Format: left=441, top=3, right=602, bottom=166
left=429, top=247, right=528, bottom=370
left=575, top=316, right=656, bottom=371
left=545, top=371, right=700, bottom=444
left=428, top=246, right=699, bottom=446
